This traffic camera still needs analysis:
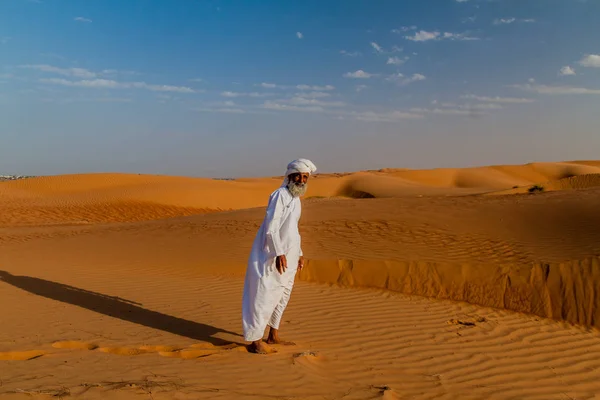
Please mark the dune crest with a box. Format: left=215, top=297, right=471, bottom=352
left=2, top=160, right=600, bottom=227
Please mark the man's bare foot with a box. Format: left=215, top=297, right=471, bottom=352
left=266, top=327, right=296, bottom=346
left=266, top=337, right=296, bottom=345
left=247, top=340, right=271, bottom=354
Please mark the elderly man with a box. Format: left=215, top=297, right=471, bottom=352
left=242, top=158, right=317, bottom=354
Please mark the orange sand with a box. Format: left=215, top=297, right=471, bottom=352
left=1, top=160, right=600, bottom=399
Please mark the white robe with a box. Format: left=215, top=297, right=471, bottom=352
left=242, top=184, right=303, bottom=342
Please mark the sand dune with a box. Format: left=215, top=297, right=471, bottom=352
left=2, top=160, right=600, bottom=227
left=2, top=160, right=600, bottom=399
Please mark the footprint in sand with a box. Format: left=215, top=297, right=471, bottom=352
left=0, top=350, right=46, bottom=361
left=52, top=341, right=98, bottom=350
left=98, top=347, right=151, bottom=356
left=2, top=341, right=243, bottom=361
left=159, top=343, right=243, bottom=359
left=139, top=345, right=182, bottom=352
left=291, top=351, right=327, bottom=374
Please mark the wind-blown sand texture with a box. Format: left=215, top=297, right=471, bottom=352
left=1, top=160, right=600, bottom=399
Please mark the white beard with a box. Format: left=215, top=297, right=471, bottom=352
left=287, top=181, right=307, bottom=197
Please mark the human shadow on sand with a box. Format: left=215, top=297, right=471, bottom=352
left=0, top=270, right=242, bottom=346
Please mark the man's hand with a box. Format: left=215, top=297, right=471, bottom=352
left=276, top=255, right=287, bottom=274
left=298, top=256, right=305, bottom=272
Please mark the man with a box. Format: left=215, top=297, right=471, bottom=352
left=242, top=158, right=317, bottom=354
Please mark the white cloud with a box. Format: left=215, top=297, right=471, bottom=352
left=343, top=70, right=374, bottom=79
left=287, top=97, right=345, bottom=107
left=40, top=78, right=118, bottom=88
left=189, top=78, right=204, bottom=82
left=221, top=91, right=274, bottom=98
left=461, top=94, right=535, bottom=103
left=405, top=30, right=440, bottom=42
left=353, top=110, right=423, bottom=122
left=261, top=96, right=345, bottom=113
left=340, top=50, right=361, bottom=57
left=579, top=54, right=600, bottom=68
left=388, top=73, right=426, bottom=86
left=367, top=42, right=402, bottom=54
left=391, top=26, right=417, bottom=33
left=258, top=82, right=279, bottom=89
left=1, top=37, right=10, bottom=44
left=494, top=18, right=516, bottom=25
left=296, top=32, right=303, bottom=39
left=410, top=107, right=486, bottom=116
left=356, top=85, right=368, bottom=92
left=493, top=18, right=536, bottom=25
left=404, top=30, right=478, bottom=42
left=296, top=91, right=331, bottom=98
left=512, top=83, right=600, bottom=95
left=460, top=103, right=504, bottom=110
left=370, top=42, right=383, bottom=53
left=74, top=16, right=92, bottom=23
left=262, top=101, right=324, bottom=113
left=296, top=84, right=335, bottom=91
left=559, top=66, right=576, bottom=76
left=387, top=56, right=407, bottom=65
left=197, top=107, right=246, bottom=114
left=442, top=32, right=480, bottom=41
left=40, top=78, right=196, bottom=93
left=131, top=82, right=196, bottom=93
left=456, top=0, right=469, bottom=2
left=260, top=100, right=424, bottom=122
left=20, top=64, right=97, bottom=78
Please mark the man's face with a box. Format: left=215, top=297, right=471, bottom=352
left=290, top=172, right=310, bottom=184
left=287, top=173, right=310, bottom=197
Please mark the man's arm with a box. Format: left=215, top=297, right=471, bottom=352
left=265, top=190, right=287, bottom=273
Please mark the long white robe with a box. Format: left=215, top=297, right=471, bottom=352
left=242, top=184, right=303, bottom=342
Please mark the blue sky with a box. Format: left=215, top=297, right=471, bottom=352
left=1, top=0, right=599, bottom=178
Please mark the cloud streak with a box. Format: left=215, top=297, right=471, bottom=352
left=40, top=78, right=197, bottom=93
left=296, top=84, right=335, bottom=91
left=340, top=50, right=361, bottom=57
left=370, top=42, right=384, bottom=53
left=197, top=107, right=246, bottom=114
left=343, top=70, right=375, bottom=79
left=461, top=94, right=534, bottom=103
left=404, top=30, right=479, bottom=42
left=410, top=107, right=487, bottom=116
left=493, top=18, right=535, bottom=25
left=512, top=83, right=600, bottom=95
left=387, top=56, right=407, bottom=65
left=221, top=91, right=274, bottom=97
left=387, top=73, right=426, bottom=86
left=74, top=17, right=92, bottom=23
left=352, top=110, right=423, bottom=122
left=21, top=64, right=97, bottom=78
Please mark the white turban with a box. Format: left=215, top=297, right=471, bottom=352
left=285, top=158, right=317, bottom=177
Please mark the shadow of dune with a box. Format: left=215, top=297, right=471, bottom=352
left=0, top=270, right=242, bottom=345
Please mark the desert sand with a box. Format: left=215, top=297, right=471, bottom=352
left=1, top=160, right=600, bottom=399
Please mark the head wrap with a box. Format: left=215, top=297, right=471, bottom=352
left=281, top=158, right=317, bottom=187
left=285, top=158, right=317, bottom=177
